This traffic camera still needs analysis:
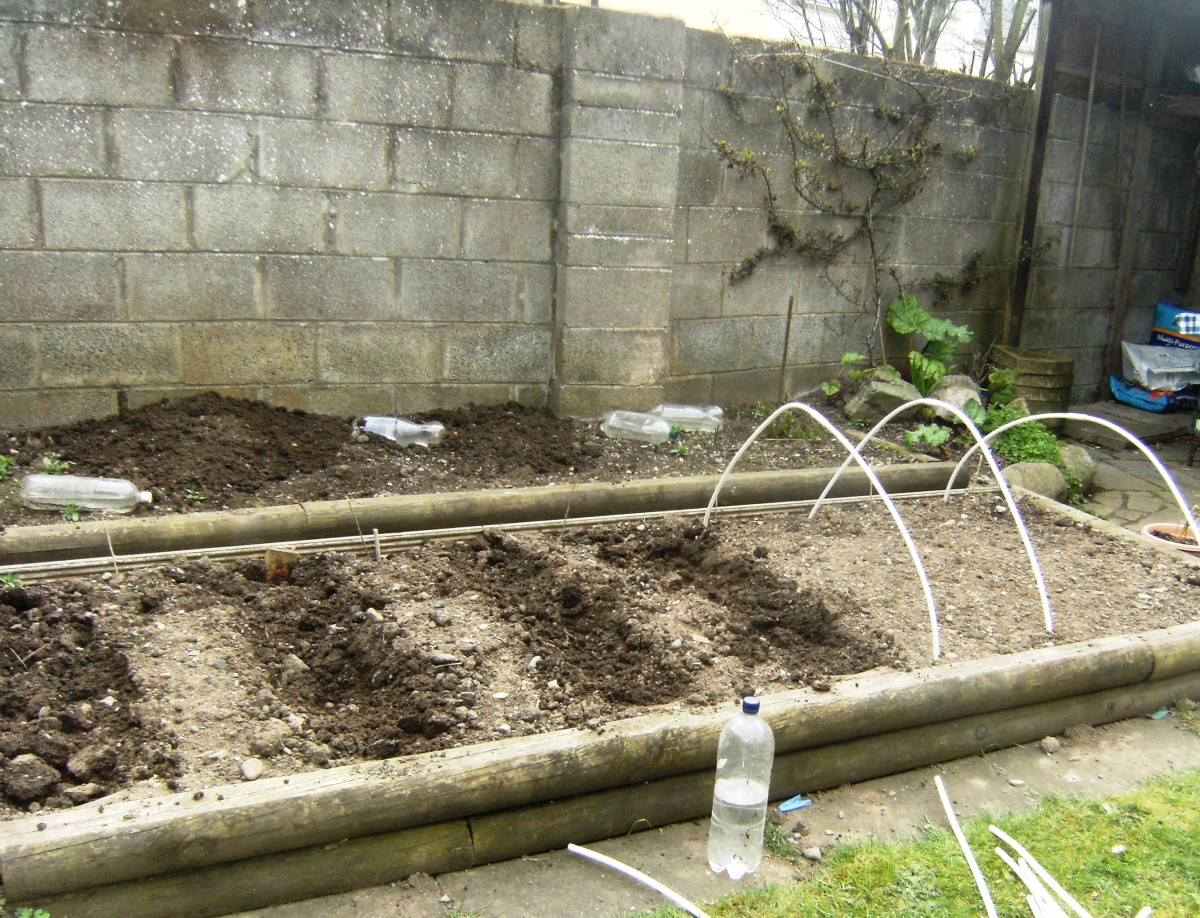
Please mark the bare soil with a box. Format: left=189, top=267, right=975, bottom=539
left=2, top=394, right=1198, bottom=819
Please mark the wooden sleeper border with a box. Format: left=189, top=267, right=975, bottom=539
left=2, top=623, right=1198, bottom=918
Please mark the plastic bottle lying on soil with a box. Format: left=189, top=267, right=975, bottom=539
left=708, top=697, right=775, bottom=880
left=649, top=403, right=725, bottom=433
left=21, top=474, right=153, bottom=514
left=352, top=416, right=445, bottom=447
left=600, top=410, right=672, bottom=444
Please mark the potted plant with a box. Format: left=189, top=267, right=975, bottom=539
left=1142, top=504, right=1200, bottom=557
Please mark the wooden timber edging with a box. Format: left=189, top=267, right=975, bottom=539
left=3, top=622, right=1199, bottom=918
left=0, top=463, right=960, bottom=567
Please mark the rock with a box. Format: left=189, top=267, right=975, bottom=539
left=927, top=374, right=982, bottom=421
left=1002, top=462, right=1067, bottom=501
left=844, top=375, right=923, bottom=425
left=66, top=743, right=117, bottom=780
left=1038, top=736, right=1062, bottom=755
left=241, top=757, right=264, bottom=781
left=62, top=782, right=106, bottom=804
left=1058, top=443, right=1097, bottom=490
left=1008, top=779, right=1026, bottom=787
left=61, top=702, right=97, bottom=732
left=364, top=608, right=385, bottom=623
left=3, top=754, right=61, bottom=803
left=802, top=846, right=823, bottom=861
left=281, top=653, right=310, bottom=682
left=249, top=719, right=295, bottom=758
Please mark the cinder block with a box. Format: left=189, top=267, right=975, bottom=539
left=563, top=204, right=675, bottom=239
left=260, top=120, right=389, bottom=189
left=393, top=128, right=516, bottom=197
left=565, top=6, right=685, bottom=82
left=443, top=323, right=552, bottom=383
left=390, top=0, right=515, bottom=65
left=463, top=200, right=553, bottom=263
left=400, top=259, right=525, bottom=322
left=564, top=71, right=683, bottom=116
left=685, top=207, right=770, bottom=264
left=560, top=232, right=675, bottom=268
left=684, top=28, right=732, bottom=89
left=246, top=0, right=388, bottom=50
left=181, top=321, right=316, bottom=385
left=0, top=178, right=36, bottom=247
left=0, top=103, right=106, bottom=176
left=263, top=255, right=395, bottom=320
left=25, top=27, right=173, bottom=106
left=0, top=252, right=118, bottom=321
left=323, top=53, right=451, bottom=127
left=333, top=191, right=461, bottom=258
left=672, top=316, right=784, bottom=374
left=98, top=1, right=246, bottom=36
left=452, top=63, right=553, bottom=136
left=42, top=180, right=189, bottom=251
left=558, top=266, right=670, bottom=328
left=178, top=39, right=317, bottom=116
left=125, top=253, right=259, bottom=320
left=559, top=327, right=665, bottom=386
left=710, top=368, right=779, bottom=407
left=515, top=137, right=559, bottom=202
left=1068, top=226, right=1116, bottom=270
left=316, top=322, right=442, bottom=383
left=514, top=4, right=561, bottom=71
left=662, top=373, right=715, bottom=406
left=784, top=313, right=829, bottom=364
left=552, top=383, right=663, bottom=418
left=0, top=325, right=36, bottom=387
left=561, top=138, right=678, bottom=208
left=40, top=323, right=179, bottom=387
left=0, top=388, right=118, bottom=431
left=670, top=263, right=724, bottom=319
left=564, top=105, right=679, bottom=144
left=0, top=24, right=17, bottom=101
left=521, top=264, right=554, bottom=325
left=114, top=111, right=256, bottom=183
left=194, top=185, right=328, bottom=253
left=677, top=150, right=722, bottom=207
left=264, top=385, right=394, bottom=419
left=1137, top=231, right=1179, bottom=272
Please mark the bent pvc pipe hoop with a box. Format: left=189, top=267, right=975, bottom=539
left=703, top=400, right=945, bottom=660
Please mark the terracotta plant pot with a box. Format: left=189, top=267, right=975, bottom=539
left=1141, top=522, right=1200, bottom=557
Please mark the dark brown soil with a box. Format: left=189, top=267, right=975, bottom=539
left=2, top=393, right=1197, bottom=819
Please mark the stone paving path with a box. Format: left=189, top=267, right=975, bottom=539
left=1076, top=428, right=1199, bottom=533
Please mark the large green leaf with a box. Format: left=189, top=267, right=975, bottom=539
left=909, top=351, right=946, bottom=396
left=921, top=316, right=973, bottom=344
left=887, top=295, right=929, bottom=335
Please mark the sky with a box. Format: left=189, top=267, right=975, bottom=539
left=556, top=0, right=795, bottom=41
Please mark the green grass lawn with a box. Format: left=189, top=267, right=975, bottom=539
left=638, top=767, right=1200, bottom=918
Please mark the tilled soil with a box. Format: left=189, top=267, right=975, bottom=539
left=1, top=394, right=1198, bottom=820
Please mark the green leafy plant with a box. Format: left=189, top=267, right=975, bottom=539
left=13, top=906, right=52, bottom=918
left=0, top=455, right=15, bottom=481
left=1, top=572, right=23, bottom=588
left=41, top=452, right=72, bottom=474
left=903, top=423, right=951, bottom=453
left=671, top=442, right=689, bottom=457
left=61, top=504, right=83, bottom=522
left=823, top=352, right=871, bottom=397
left=981, top=402, right=1085, bottom=504
left=907, top=351, right=947, bottom=397
left=986, top=366, right=1019, bottom=406
left=887, top=294, right=973, bottom=384
left=184, top=489, right=206, bottom=503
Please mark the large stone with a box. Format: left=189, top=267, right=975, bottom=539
left=1002, top=461, right=1068, bottom=501
left=66, top=742, right=117, bottom=780
left=844, top=376, right=923, bottom=424
left=3, top=753, right=61, bottom=803
left=927, top=374, right=982, bottom=422
left=1058, top=443, right=1097, bottom=490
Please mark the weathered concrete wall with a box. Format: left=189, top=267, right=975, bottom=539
left=0, top=0, right=1177, bottom=428
left=1025, top=95, right=1193, bottom=402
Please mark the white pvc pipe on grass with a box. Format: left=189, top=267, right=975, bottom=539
left=934, top=775, right=998, bottom=918
left=702, top=401, right=945, bottom=659
left=567, top=843, right=713, bottom=918
left=990, top=825, right=1094, bottom=918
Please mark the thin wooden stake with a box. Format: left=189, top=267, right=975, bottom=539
left=779, top=294, right=796, bottom=403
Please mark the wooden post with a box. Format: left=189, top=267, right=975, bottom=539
left=779, top=293, right=796, bottom=402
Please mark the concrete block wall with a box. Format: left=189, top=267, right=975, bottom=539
left=1, top=0, right=1166, bottom=429
left=0, top=0, right=558, bottom=428
left=1024, top=94, right=1193, bottom=402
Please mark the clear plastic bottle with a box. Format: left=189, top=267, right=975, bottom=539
left=599, top=410, right=672, bottom=444
left=353, top=416, right=445, bottom=447
left=21, top=474, right=153, bottom=514
left=649, top=403, right=725, bottom=433
left=708, top=697, right=775, bottom=879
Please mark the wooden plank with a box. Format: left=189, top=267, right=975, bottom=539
left=0, top=464, right=962, bottom=566
left=1, top=628, right=1170, bottom=901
